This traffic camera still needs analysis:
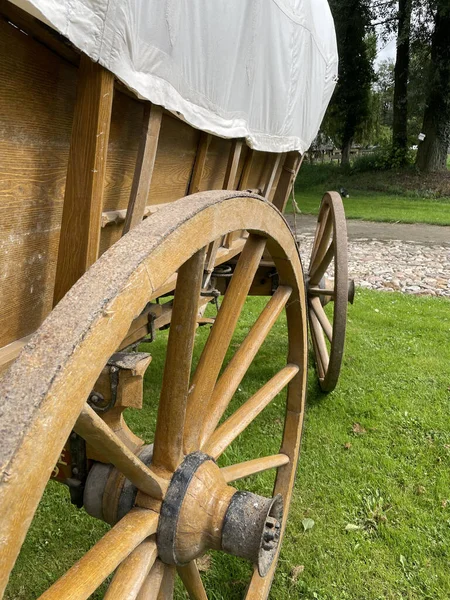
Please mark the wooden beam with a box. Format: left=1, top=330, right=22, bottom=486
left=238, top=148, right=254, bottom=190
left=272, top=151, right=303, bottom=213
left=223, top=140, right=243, bottom=190
left=188, top=132, right=211, bottom=194
left=101, top=203, right=169, bottom=228
left=122, top=104, right=163, bottom=235
left=262, top=154, right=282, bottom=199
left=53, top=54, right=114, bottom=306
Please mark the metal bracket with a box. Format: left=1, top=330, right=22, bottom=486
left=67, top=432, right=88, bottom=507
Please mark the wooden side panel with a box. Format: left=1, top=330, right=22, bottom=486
left=100, top=110, right=199, bottom=255
left=200, top=137, right=232, bottom=191
left=0, top=19, right=76, bottom=349
left=0, top=15, right=289, bottom=356
left=245, top=150, right=270, bottom=191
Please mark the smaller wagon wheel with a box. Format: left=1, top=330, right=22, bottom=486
left=306, top=192, right=354, bottom=392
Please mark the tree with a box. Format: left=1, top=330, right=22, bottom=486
left=416, top=1, right=450, bottom=172
left=392, top=0, right=412, bottom=163
left=325, top=0, right=374, bottom=165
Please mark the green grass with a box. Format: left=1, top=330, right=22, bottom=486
left=6, top=290, right=450, bottom=599
left=286, top=163, right=450, bottom=225
left=287, top=188, right=450, bottom=225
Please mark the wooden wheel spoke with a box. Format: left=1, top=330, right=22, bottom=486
left=184, top=234, right=267, bottom=453
left=177, top=561, right=208, bottom=600
left=203, top=364, right=299, bottom=459
left=105, top=538, right=157, bottom=599
left=309, top=311, right=329, bottom=377
left=74, top=404, right=168, bottom=499
left=200, top=285, right=292, bottom=446
left=39, top=509, right=158, bottom=600
left=221, top=454, right=290, bottom=483
left=156, top=566, right=176, bottom=599
left=309, top=204, right=332, bottom=269
left=309, top=241, right=334, bottom=286
left=136, top=560, right=165, bottom=599
left=309, top=296, right=332, bottom=342
left=152, top=249, right=207, bottom=473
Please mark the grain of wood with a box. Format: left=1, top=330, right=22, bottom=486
left=204, top=364, right=299, bottom=459
left=74, top=404, right=168, bottom=499
left=309, top=296, right=333, bottom=342
left=200, top=286, right=292, bottom=445
left=221, top=454, right=290, bottom=483
left=272, top=152, right=303, bottom=212
left=123, top=104, right=163, bottom=234
left=152, top=249, right=206, bottom=474
left=177, top=562, right=208, bottom=600
left=53, top=54, right=114, bottom=305
left=39, top=509, right=158, bottom=600
left=104, top=538, right=157, bottom=600
left=188, top=133, right=211, bottom=194
left=183, top=235, right=267, bottom=454
left=136, top=560, right=165, bottom=600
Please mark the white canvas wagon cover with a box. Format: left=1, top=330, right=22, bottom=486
left=11, top=0, right=338, bottom=153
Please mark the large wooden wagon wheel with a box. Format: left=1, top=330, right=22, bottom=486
left=0, top=191, right=307, bottom=599
left=306, top=192, right=354, bottom=392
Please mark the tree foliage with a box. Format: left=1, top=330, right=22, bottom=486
left=416, top=1, right=450, bottom=171
left=323, top=0, right=374, bottom=165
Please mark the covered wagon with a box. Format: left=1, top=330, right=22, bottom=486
left=0, top=1, right=352, bottom=597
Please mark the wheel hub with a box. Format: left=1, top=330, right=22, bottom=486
left=84, top=449, right=283, bottom=577
left=157, top=452, right=283, bottom=577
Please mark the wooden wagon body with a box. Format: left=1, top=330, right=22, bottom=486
left=0, top=2, right=351, bottom=598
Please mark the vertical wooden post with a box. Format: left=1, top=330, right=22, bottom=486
left=262, top=154, right=282, bottom=199
left=122, top=103, right=163, bottom=235
left=238, top=148, right=254, bottom=190
left=53, top=54, right=114, bottom=306
left=188, top=132, right=211, bottom=195
left=272, top=151, right=303, bottom=213
left=223, top=140, right=243, bottom=190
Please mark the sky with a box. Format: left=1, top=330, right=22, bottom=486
left=376, top=37, right=396, bottom=68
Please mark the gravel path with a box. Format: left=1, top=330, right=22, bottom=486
left=286, top=215, right=450, bottom=298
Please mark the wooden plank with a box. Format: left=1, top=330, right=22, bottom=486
left=122, top=104, right=163, bottom=235
left=262, top=154, right=282, bottom=199
left=238, top=148, right=254, bottom=190
left=223, top=140, right=243, bottom=190
left=188, top=132, right=211, bottom=194
left=272, top=151, right=303, bottom=213
left=53, top=54, right=114, bottom=305
left=223, top=140, right=244, bottom=248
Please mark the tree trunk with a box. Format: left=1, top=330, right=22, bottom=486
left=392, top=0, right=412, bottom=164
left=416, top=3, right=450, bottom=172
left=341, top=139, right=352, bottom=166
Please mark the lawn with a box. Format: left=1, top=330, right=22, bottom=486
left=6, top=290, right=450, bottom=599
left=286, top=163, right=450, bottom=226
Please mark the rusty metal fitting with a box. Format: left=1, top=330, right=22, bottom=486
left=221, top=491, right=283, bottom=577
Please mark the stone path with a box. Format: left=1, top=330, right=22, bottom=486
left=286, top=214, right=450, bottom=297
